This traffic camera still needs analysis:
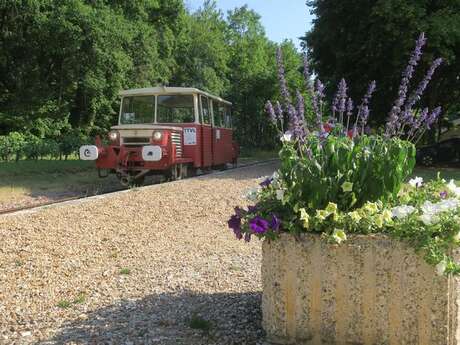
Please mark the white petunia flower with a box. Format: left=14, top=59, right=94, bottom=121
left=419, top=213, right=438, bottom=225
left=281, top=132, right=293, bottom=142
left=408, top=176, right=423, bottom=188
left=447, top=180, right=460, bottom=197
left=421, top=200, right=438, bottom=215
left=244, top=187, right=260, bottom=201
left=276, top=189, right=285, bottom=201
left=454, top=232, right=460, bottom=242
left=391, top=205, right=416, bottom=219
left=437, top=198, right=459, bottom=212
left=436, top=260, right=447, bottom=276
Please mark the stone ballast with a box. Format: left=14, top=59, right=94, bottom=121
left=262, top=233, right=460, bottom=345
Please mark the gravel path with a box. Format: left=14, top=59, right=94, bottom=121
left=0, top=161, right=278, bottom=345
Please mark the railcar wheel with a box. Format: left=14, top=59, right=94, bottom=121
left=131, top=176, right=145, bottom=187
left=166, top=165, right=180, bottom=181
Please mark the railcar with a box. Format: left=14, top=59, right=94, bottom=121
left=80, top=87, right=239, bottom=186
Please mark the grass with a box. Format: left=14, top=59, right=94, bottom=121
left=56, top=300, right=72, bottom=309
left=57, top=292, right=87, bottom=309
left=239, top=148, right=278, bottom=163
left=189, top=313, right=212, bottom=332
left=73, top=293, right=86, bottom=304
left=412, top=166, right=460, bottom=184
left=119, top=268, right=131, bottom=275
left=0, top=149, right=278, bottom=205
left=0, top=159, right=118, bottom=202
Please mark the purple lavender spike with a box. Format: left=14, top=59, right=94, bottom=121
left=406, top=58, right=443, bottom=111
left=336, top=79, right=348, bottom=125
left=346, top=98, right=354, bottom=132
left=276, top=48, right=291, bottom=102
left=386, top=33, right=427, bottom=136
left=274, top=101, right=283, bottom=122
left=426, top=106, right=442, bottom=129
left=355, top=80, right=376, bottom=134
left=303, top=54, right=312, bottom=93
left=265, top=101, right=276, bottom=124
left=312, top=79, right=325, bottom=132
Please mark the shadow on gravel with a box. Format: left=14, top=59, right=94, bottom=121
left=45, top=290, right=264, bottom=345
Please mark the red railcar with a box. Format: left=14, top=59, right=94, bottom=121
left=80, top=87, right=239, bottom=186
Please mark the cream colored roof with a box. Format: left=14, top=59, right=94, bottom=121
left=118, top=86, right=232, bottom=105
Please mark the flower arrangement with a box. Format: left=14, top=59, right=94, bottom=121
left=228, top=33, right=460, bottom=275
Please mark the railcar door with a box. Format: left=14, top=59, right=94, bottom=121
left=200, top=95, right=213, bottom=167
left=212, top=101, right=233, bottom=165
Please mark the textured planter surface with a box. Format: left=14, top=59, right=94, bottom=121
left=262, top=233, right=460, bottom=345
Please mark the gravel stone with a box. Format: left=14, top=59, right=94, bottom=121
left=0, top=161, right=278, bottom=345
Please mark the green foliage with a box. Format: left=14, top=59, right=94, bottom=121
left=0, top=0, right=302, bottom=150
left=303, top=0, right=460, bottom=125
left=236, top=173, right=460, bottom=274
left=279, top=135, right=416, bottom=212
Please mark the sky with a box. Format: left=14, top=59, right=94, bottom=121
left=185, top=0, right=314, bottom=50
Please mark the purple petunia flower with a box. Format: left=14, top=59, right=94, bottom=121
left=234, top=207, right=243, bottom=218
left=270, top=214, right=281, bottom=231
left=249, top=216, right=270, bottom=234
left=440, top=191, right=448, bottom=199
left=228, top=214, right=242, bottom=239
left=260, top=177, right=272, bottom=188
left=247, top=205, right=258, bottom=213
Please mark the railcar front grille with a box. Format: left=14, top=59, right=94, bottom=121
left=123, top=137, right=150, bottom=145
left=171, top=132, right=182, bottom=158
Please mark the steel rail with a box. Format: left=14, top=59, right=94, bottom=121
left=0, top=158, right=278, bottom=216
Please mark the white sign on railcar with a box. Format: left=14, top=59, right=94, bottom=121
left=184, top=127, right=197, bottom=145
left=79, top=145, right=99, bottom=160
left=142, top=145, right=162, bottom=161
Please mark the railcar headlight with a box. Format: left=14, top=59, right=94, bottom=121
left=108, top=131, right=119, bottom=142
left=152, top=131, right=163, bottom=141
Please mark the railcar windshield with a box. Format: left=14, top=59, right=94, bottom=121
left=120, top=96, right=155, bottom=124
left=157, top=94, right=195, bottom=123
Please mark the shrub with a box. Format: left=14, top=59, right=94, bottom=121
left=0, top=132, right=26, bottom=161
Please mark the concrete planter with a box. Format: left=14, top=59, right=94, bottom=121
left=262, top=233, right=460, bottom=345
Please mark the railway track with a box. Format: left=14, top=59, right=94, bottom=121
left=0, top=158, right=278, bottom=216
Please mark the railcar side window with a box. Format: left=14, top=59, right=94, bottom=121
left=224, top=106, right=232, bottom=128
left=200, top=96, right=211, bottom=125
left=214, top=102, right=225, bottom=127
left=121, top=96, right=155, bottom=124
left=157, top=95, right=195, bottom=123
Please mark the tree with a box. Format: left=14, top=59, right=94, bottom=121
left=171, top=0, right=230, bottom=95
left=302, top=0, right=460, bottom=126
left=226, top=6, right=303, bottom=148
left=0, top=0, right=186, bottom=133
